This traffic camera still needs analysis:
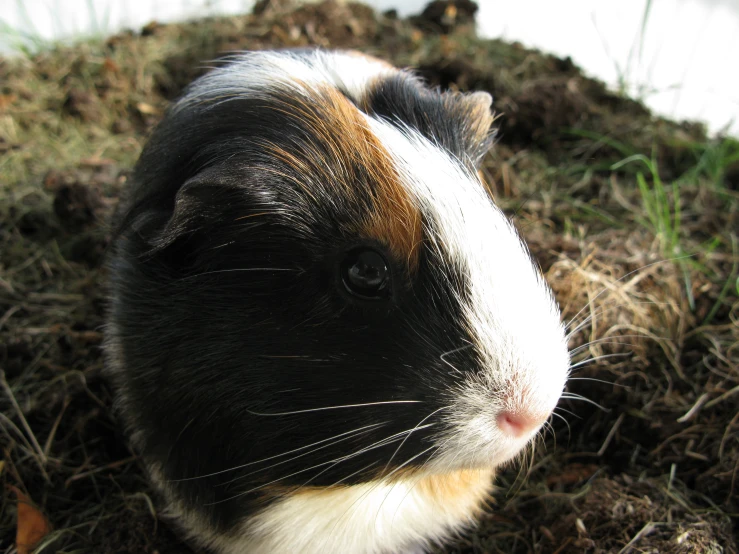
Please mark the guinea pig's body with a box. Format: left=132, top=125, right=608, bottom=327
left=105, top=49, right=570, bottom=554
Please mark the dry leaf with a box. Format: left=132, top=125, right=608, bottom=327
left=78, top=156, right=116, bottom=167
left=102, top=57, right=120, bottom=74
left=8, top=485, right=52, bottom=554
left=0, top=93, right=17, bottom=111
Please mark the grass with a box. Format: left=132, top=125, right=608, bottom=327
left=620, top=0, right=655, bottom=100
left=612, top=155, right=684, bottom=259
left=592, top=0, right=656, bottom=102
left=0, top=0, right=113, bottom=56
left=1, top=1, right=738, bottom=552
left=685, top=136, right=739, bottom=192
left=0, top=0, right=51, bottom=56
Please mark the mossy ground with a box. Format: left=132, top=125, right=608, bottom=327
left=1, top=1, right=737, bottom=552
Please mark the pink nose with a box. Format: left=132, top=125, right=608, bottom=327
left=497, top=411, right=544, bottom=438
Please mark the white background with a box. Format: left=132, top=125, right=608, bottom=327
left=2, top=0, right=738, bottom=136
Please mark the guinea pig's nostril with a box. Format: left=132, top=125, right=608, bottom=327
left=496, top=411, right=542, bottom=438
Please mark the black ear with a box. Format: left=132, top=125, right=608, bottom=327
left=151, top=175, right=233, bottom=250
left=363, top=74, right=496, bottom=168
left=124, top=168, right=253, bottom=270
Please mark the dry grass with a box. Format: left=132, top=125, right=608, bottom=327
left=1, top=1, right=737, bottom=552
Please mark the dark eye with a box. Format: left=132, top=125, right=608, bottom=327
left=340, top=248, right=390, bottom=300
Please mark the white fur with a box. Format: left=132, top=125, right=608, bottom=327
left=362, top=117, right=570, bottom=470
left=175, top=49, right=398, bottom=112
left=206, top=470, right=494, bottom=554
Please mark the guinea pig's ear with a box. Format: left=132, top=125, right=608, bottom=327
left=144, top=170, right=246, bottom=259
left=365, top=74, right=496, bottom=169
left=444, top=89, right=496, bottom=168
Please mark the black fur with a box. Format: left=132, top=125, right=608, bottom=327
left=107, top=52, right=492, bottom=533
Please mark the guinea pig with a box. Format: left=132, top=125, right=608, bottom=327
left=105, top=49, right=570, bottom=554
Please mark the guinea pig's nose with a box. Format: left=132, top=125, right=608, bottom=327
left=496, top=410, right=545, bottom=438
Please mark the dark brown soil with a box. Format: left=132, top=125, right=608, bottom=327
left=1, top=1, right=737, bottom=553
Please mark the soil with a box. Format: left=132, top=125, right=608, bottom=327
left=1, top=1, right=737, bottom=553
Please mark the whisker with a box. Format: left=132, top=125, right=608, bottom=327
left=508, top=437, right=533, bottom=496
left=565, top=300, right=670, bottom=339
left=332, top=437, right=450, bottom=533
left=564, top=256, right=693, bottom=331
left=569, top=352, right=631, bottom=370
left=388, top=442, right=450, bottom=524
left=270, top=460, right=382, bottom=507
left=553, top=406, right=581, bottom=419
left=218, top=423, right=388, bottom=486
left=246, top=400, right=421, bottom=417
left=560, top=393, right=610, bottom=412
left=380, top=405, right=450, bottom=477
left=567, top=377, right=629, bottom=389
left=284, top=423, right=442, bottom=505
left=288, top=436, right=420, bottom=499
left=440, top=344, right=473, bottom=359
left=569, top=335, right=643, bottom=353
left=286, top=423, right=437, bottom=495
left=570, top=342, right=635, bottom=358
left=569, top=334, right=668, bottom=355
left=176, top=267, right=298, bottom=282
left=323, top=462, right=379, bottom=490
left=566, top=305, right=616, bottom=338
left=169, top=422, right=385, bottom=482
left=551, top=411, right=572, bottom=438
left=206, top=430, right=421, bottom=506
left=374, top=444, right=439, bottom=486
left=542, top=420, right=555, bottom=444
left=440, top=344, right=473, bottom=375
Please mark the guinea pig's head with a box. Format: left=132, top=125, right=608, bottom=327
left=109, top=49, right=569, bottom=522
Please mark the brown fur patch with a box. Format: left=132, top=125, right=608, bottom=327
left=265, top=84, right=422, bottom=271
left=411, top=467, right=494, bottom=515
left=273, top=467, right=495, bottom=519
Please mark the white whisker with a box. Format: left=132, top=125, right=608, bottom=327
left=246, top=400, right=421, bottom=416
left=554, top=406, right=581, bottom=419
left=207, top=423, right=438, bottom=505
left=206, top=431, right=418, bottom=506
left=564, top=256, right=693, bottom=331
left=293, top=424, right=437, bottom=494
left=565, top=300, right=670, bottom=339
left=569, top=334, right=667, bottom=355
left=219, top=423, right=387, bottom=486
left=551, top=411, right=572, bottom=438
left=169, top=422, right=385, bottom=482
left=388, top=442, right=450, bottom=524
left=567, top=377, right=629, bottom=388
left=439, top=344, right=473, bottom=376
left=380, top=405, right=450, bottom=477
left=560, top=393, right=610, bottom=412
left=569, top=352, right=631, bottom=370
left=177, top=267, right=298, bottom=282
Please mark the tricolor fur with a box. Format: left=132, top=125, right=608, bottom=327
left=106, top=49, right=570, bottom=554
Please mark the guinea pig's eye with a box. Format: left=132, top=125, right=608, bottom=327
left=340, top=248, right=390, bottom=300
